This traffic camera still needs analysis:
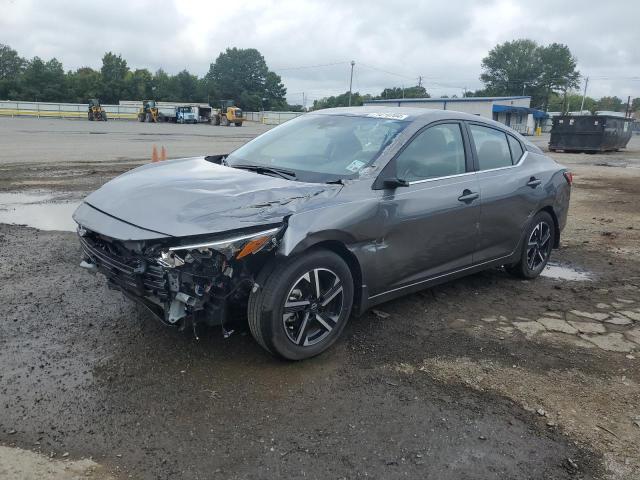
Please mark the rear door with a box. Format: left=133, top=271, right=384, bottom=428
left=374, top=121, right=481, bottom=293
left=466, top=123, right=542, bottom=262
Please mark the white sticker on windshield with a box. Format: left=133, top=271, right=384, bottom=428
left=366, top=112, right=408, bottom=120
left=346, top=160, right=366, bottom=172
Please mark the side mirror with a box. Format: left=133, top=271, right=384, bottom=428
left=383, top=177, right=410, bottom=189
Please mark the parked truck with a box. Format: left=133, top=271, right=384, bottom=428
left=176, top=106, right=198, bottom=124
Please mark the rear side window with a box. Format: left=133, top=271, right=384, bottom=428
left=469, top=124, right=512, bottom=170
left=508, top=135, right=524, bottom=163
left=395, top=123, right=466, bottom=182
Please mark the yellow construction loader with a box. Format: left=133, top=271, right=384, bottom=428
left=138, top=100, right=159, bottom=122
left=87, top=99, right=107, bottom=121
left=213, top=100, right=243, bottom=126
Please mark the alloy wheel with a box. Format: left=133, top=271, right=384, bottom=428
left=282, top=268, right=344, bottom=347
left=527, top=221, right=552, bottom=271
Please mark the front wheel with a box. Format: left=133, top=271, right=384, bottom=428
left=248, top=249, right=354, bottom=360
left=506, top=211, right=555, bottom=279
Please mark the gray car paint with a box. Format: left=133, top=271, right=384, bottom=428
left=73, top=106, right=570, bottom=312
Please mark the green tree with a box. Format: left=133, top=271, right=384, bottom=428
left=537, top=43, right=580, bottom=110
left=312, top=91, right=371, bottom=110
left=595, top=96, right=624, bottom=112
left=479, top=39, right=580, bottom=109
left=376, top=85, right=429, bottom=99
left=124, top=68, right=153, bottom=100
left=152, top=69, right=174, bottom=101
left=632, top=97, right=640, bottom=112
left=173, top=69, right=200, bottom=102
left=205, top=47, right=286, bottom=110
left=547, top=92, right=596, bottom=113
left=0, top=44, right=25, bottom=99
left=100, top=52, right=129, bottom=103
left=22, top=57, right=66, bottom=101
left=66, top=67, right=102, bottom=103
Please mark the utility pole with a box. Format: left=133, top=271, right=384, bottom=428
left=625, top=95, right=632, bottom=118
left=302, top=92, right=306, bottom=111
left=580, top=76, right=589, bottom=112
left=348, top=60, right=355, bottom=106
left=402, top=84, right=405, bottom=99
left=417, top=76, right=423, bottom=88
left=522, top=83, right=526, bottom=96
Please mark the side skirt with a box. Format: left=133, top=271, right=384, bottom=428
left=360, top=253, right=519, bottom=313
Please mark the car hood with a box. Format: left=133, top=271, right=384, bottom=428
left=78, top=157, right=341, bottom=238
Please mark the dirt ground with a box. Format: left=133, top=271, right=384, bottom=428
left=0, top=117, right=639, bottom=479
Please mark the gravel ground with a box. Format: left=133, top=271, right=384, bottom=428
left=1, top=118, right=639, bottom=479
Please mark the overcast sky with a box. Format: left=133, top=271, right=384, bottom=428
left=1, top=0, right=638, bottom=106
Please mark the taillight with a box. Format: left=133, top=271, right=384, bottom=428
left=563, top=171, right=573, bottom=185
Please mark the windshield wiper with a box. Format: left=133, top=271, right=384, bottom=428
left=233, top=164, right=297, bottom=180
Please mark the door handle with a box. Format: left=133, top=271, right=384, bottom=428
left=527, top=177, right=542, bottom=188
left=458, top=189, right=479, bottom=203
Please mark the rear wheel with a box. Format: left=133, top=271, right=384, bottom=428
left=146, top=112, right=152, bottom=123
left=235, top=122, right=242, bottom=127
left=506, top=211, right=555, bottom=279
left=102, top=113, right=107, bottom=121
left=88, top=112, right=93, bottom=121
left=248, top=249, right=354, bottom=360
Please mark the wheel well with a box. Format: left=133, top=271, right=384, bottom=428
left=539, top=206, right=560, bottom=248
left=311, top=240, right=364, bottom=316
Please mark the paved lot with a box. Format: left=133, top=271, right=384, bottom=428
left=1, top=117, right=639, bottom=479
left=0, top=116, right=272, bottom=165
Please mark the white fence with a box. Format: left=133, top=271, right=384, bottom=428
left=0, top=100, right=139, bottom=120
left=0, top=100, right=305, bottom=124
left=244, top=111, right=304, bottom=125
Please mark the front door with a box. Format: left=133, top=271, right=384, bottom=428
left=373, top=121, right=481, bottom=294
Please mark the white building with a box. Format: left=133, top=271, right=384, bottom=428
left=364, top=96, right=547, bottom=135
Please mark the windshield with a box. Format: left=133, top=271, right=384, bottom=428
left=226, top=114, right=408, bottom=182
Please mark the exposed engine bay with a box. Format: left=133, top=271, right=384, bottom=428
left=77, top=224, right=283, bottom=333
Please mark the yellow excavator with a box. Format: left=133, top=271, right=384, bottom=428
left=138, top=100, right=159, bottom=122
left=213, top=100, right=243, bottom=126
left=87, top=99, right=107, bottom=121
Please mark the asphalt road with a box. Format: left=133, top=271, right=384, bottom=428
left=2, top=116, right=640, bottom=479
left=0, top=116, right=272, bottom=165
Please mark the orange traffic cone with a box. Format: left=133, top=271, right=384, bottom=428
left=160, top=146, right=167, bottom=161
left=151, top=145, right=159, bottom=162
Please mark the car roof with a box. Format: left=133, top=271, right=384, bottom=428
left=310, top=106, right=528, bottom=141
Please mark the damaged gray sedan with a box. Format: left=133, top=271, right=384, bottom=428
left=73, top=107, right=571, bottom=360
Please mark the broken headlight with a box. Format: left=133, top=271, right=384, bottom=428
left=158, top=226, right=281, bottom=266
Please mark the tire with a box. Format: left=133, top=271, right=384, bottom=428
left=138, top=114, right=145, bottom=122
left=88, top=112, right=93, bottom=121
left=102, top=113, right=107, bottom=121
left=146, top=112, right=152, bottom=123
left=235, top=122, right=242, bottom=127
left=506, top=211, right=555, bottom=279
left=221, top=116, right=229, bottom=126
left=248, top=249, right=354, bottom=360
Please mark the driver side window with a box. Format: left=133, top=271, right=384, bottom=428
left=396, top=123, right=466, bottom=182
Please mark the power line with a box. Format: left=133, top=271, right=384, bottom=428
left=273, top=61, right=349, bottom=71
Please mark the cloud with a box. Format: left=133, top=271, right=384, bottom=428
left=1, top=0, right=637, bottom=104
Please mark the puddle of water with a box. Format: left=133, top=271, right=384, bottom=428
left=0, top=192, right=79, bottom=232
left=541, top=263, right=593, bottom=281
